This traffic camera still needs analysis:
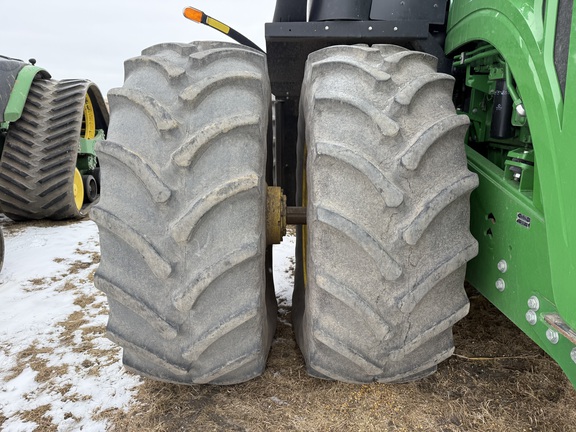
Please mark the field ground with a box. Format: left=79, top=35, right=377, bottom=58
left=1, top=220, right=575, bottom=432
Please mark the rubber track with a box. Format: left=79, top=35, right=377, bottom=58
left=0, top=79, right=95, bottom=220
left=294, top=44, right=479, bottom=383
left=94, top=41, right=275, bottom=385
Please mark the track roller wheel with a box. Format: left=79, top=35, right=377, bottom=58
left=82, top=174, right=98, bottom=203
left=73, top=168, right=84, bottom=210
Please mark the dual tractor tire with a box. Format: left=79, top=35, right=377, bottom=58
left=94, top=42, right=276, bottom=384
left=294, top=45, right=478, bottom=383
left=95, top=42, right=477, bottom=384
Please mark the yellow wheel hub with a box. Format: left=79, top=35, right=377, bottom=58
left=81, top=93, right=96, bottom=139
left=266, top=186, right=287, bottom=245
left=73, top=168, right=84, bottom=211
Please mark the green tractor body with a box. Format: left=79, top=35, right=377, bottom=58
left=446, top=0, right=576, bottom=386
left=93, top=0, right=576, bottom=387
left=0, top=56, right=108, bottom=220
left=0, top=59, right=47, bottom=124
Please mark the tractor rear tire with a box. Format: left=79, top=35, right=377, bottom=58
left=93, top=41, right=276, bottom=385
left=0, top=79, right=96, bottom=220
left=294, top=44, right=479, bottom=383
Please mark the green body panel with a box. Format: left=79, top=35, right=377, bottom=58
left=466, top=147, right=575, bottom=384
left=446, top=1, right=576, bottom=383
left=3, top=65, right=47, bottom=123
left=77, top=129, right=104, bottom=173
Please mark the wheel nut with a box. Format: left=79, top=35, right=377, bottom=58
left=526, top=310, right=537, bottom=325
left=495, top=278, right=506, bottom=292
left=497, top=259, right=508, bottom=273
left=546, top=329, right=559, bottom=344
left=527, top=296, right=540, bottom=311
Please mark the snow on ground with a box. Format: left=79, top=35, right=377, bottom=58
left=272, top=229, right=296, bottom=308
left=0, top=219, right=295, bottom=431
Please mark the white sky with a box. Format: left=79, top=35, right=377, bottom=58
left=1, top=1, right=276, bottom=94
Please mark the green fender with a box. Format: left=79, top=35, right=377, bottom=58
left=3, top=65, right=50, bottom=123
left=446, top=1, right=576, bottom=327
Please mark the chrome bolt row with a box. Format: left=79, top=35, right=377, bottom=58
left=495, top=259, right=508, bottom=292
left=526, top=310, right=537, bottom=326
left=494, top=260, right=576, bottom=360
left=526, top=295, right=539, bottom=327
left=525, top=296, right=576, bottom=359
left=546, top=329, right=560, bottom=345
left=527, top=296, right=540, bottom=311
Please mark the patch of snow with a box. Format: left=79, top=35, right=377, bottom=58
left=0, top=219, right=297, bottom=431
left=273, top=232, right=296, bottom=307
left=0, top=221, right=141, bottom=431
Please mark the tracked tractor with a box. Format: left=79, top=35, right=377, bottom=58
left=0, top=56, right=108, bottom=220
left=94, top=0, right=576, bottom=387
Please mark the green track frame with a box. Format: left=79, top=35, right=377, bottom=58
left=446, top=0, right=576, bottom=385
left=2, top=65, right=47, bottom=123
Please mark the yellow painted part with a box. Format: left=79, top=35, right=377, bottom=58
left=73, top=168, right=84, bottom=211
left=82, top=93, right=96, bottom=139
left=266, top=186, right=287, bottom=245
left=206, top=17, right=230, bottom=34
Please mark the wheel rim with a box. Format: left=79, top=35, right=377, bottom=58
left=81, top=93, right=96, bottom=139
left=73, top=168, right=84, bottom=210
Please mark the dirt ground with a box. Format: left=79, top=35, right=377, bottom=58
left=3, top=219, right=574, bottom=431
left=106, top=287, right=576, bottom=432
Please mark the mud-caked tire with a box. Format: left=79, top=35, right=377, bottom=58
left=0, top=79, right=99, bottom=220
left=93, top=42, right=276, bottom=385
left=294, top=44, right=479, bottom=383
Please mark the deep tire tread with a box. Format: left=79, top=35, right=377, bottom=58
left=95, top=42, right=274, bottom=385
left=107, top=88, right=179, bottom=132
left=125, top=56, right=187, bottom=81
left=172, top=114, right=261, bottom=168
left=182, top=307, right=258, bottom=361
left=170, top=175, right=259, bottom=243
left=316, top=208, right=402, bottom=281
left=295, top=44, right=478, bottom=383
left=315, top=92, right=400, bottom=137
left=107, top=331, right=189, bottom=377
left=403, top=173, right=479, bottom=245
left=96, top=274, right=178, bottom=340
left=315, top=271, right=391, bottom=338
left=92, top=207, right=172, bottom=280
left=95, top=140, right=172, bottom=203
left=172, top=246, right=259, bottom=313
left=316, top=141, right=403, bottom=207
left=179, top=71, right=264, bottom=107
